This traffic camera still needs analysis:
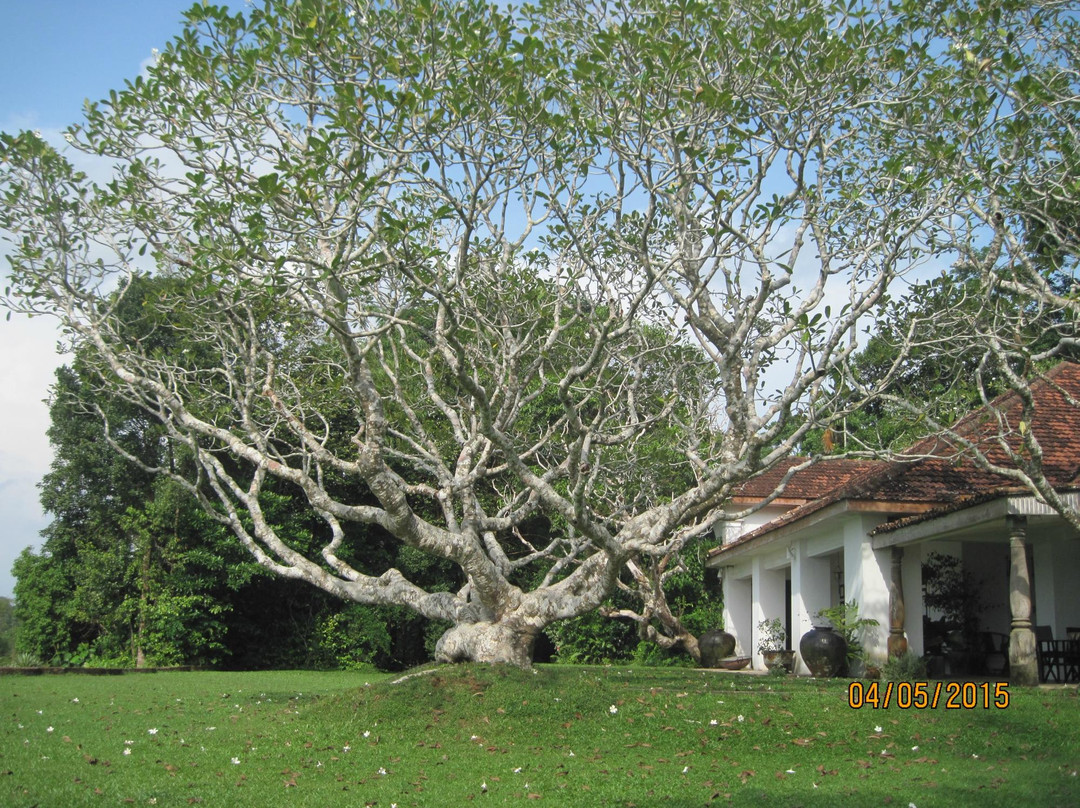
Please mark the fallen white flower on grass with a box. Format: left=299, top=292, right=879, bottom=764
left=46, top=726, right=54, bottom=733
left=343, top=745, right=351, bottom=752
left=513, top=767, right=523, bottom=774
left=71, top=698, right=79, bottom=703
left=232, top=757, right=241, bottom=765
left=875, top=725, right=883, bottom=733
left=682, top=766, right=689, bottom=774
left=786, top=769, right=796, bottom=774
left=378, top=767, right=388, bottom=776
left=148, top=728, right=158, bottom=735
left=709, top=719, right=718, bottom=726
left=123, top=748, right=131, bottom=756
left=912, top=746, right=919, bottom=752
left=737, top=715, right=745, bottom=723
left=363, top=730, right=371, bottom=738
left=609, top=705, right=618, bottom=714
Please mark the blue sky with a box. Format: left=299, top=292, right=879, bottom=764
left=0, top=1, right=224, bottom=598
left=0, top=1, right=204, bottom=130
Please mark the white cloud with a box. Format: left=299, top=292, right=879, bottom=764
left=0, top=311, right=66, bottom=597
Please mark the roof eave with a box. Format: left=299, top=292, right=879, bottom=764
left=707, top=499, right=936, bottom=566
left=870, top=490, right=1080, bottom=550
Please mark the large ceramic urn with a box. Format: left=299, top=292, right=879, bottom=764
left=799, top=626, right=847, bottom=677
left=698, top=629, right=737, bottom=668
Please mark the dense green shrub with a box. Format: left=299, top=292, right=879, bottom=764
left=545, top=610, right=638, bottom=664
left=881, top=651, right=928, bottom=682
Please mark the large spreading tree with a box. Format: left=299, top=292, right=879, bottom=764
left=2, top=0, right=1053, bottom=665
left=833, top=0, right=1080, bottom=529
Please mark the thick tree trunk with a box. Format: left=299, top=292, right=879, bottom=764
left=434, top=621, right=538, bottom=667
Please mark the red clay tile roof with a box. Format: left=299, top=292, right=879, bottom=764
left=711, top=361, right=1080, bottom=557
left=902, top=360, right=1080, bottom=488
left=732, top=457, right=885, bottom=501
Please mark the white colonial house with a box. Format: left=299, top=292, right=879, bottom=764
left=707, top=362, right=1080, bottom=683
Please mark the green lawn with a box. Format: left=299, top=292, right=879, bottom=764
left=1, top=666, right=1077, bottom=807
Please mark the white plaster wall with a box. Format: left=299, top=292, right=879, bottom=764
left=723, top=573, right=753, bottom=657
left=715, top=505, right=793, bottom=545
left=843, top=515, right=891, bottom=665
left=791, top=543, right=832, bottom=675
left=901, top=546, right=924, bottom=655
left=739, top=505, right=792, bottom=534
left=752, top=557, right=789, bottom=669
left=1050, top=538, right=1080, bottom=634
left=805, top=532, right=844, bottom=558
left=1038, top=536, right=1080, bottom=637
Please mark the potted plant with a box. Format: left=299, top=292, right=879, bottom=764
left=757, top=618, right=795, bottom=672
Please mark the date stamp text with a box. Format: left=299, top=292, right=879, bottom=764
left=848, top=681, right=1010, bottom=710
